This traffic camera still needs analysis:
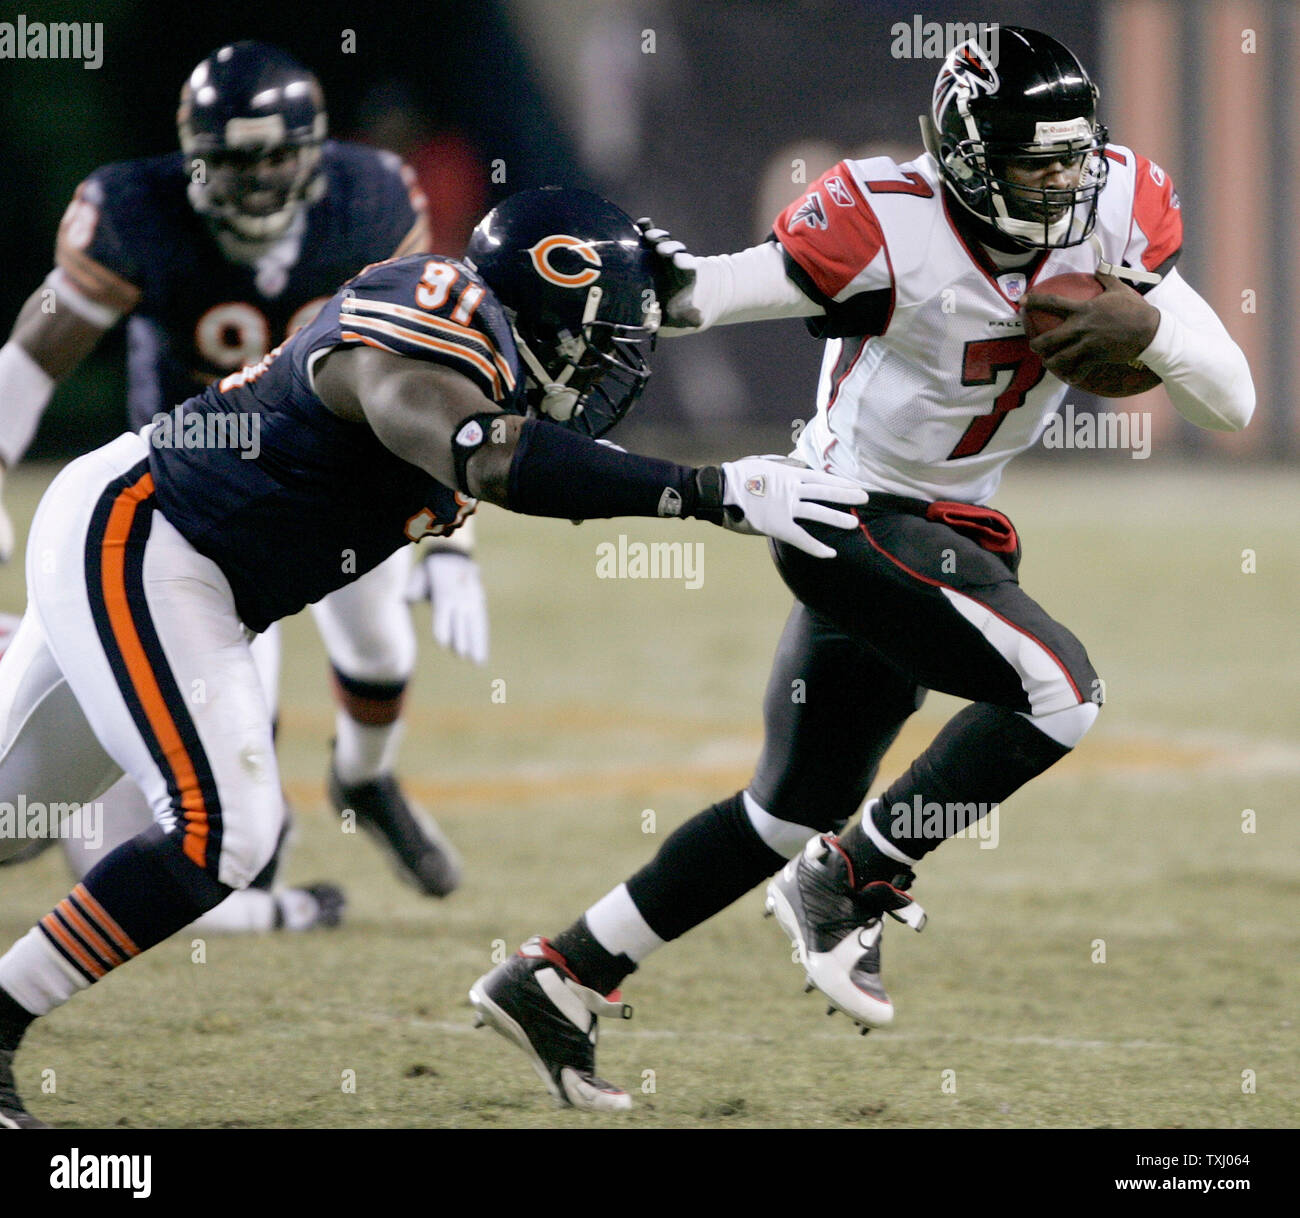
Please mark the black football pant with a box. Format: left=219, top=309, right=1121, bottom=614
left=749, top=495, right=1100, bottom=842
left=620, top=496, right=1102, bottom=945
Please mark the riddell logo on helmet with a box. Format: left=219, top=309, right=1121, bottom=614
left=891, top=19, right=1000, bottom=68
left=528, top=235, right=602, bottom=288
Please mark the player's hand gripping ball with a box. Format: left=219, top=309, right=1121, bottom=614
left=1021, top=272, right=1163, bottom=397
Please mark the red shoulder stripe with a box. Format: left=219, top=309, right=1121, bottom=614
left=773, top=162, right=886, bottom=301
left=1132, top=154, right=1182, bottom=271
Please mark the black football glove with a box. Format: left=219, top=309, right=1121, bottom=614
left=635, top=217, right=703, bottom=334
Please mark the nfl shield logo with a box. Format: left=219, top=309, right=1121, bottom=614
left=999, top=273, right=1027, bottom=301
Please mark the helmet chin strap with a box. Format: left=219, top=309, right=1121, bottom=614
left=513, top=284, right=604, bottom=423
left=988, top=193, right=1074, bottom=246
left=199, top=198, right=306, bottom=270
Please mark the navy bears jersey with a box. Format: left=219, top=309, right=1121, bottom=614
left=54, top=141, right=428, bottom=426
left=149, top=253, right=522, bottom=633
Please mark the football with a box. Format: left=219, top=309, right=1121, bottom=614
left=1021, top=272, right=1162, bottom=397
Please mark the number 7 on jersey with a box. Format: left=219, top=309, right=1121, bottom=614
left=948, top=337, right=1045, bottom=459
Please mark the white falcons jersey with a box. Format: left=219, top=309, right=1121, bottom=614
left=776, top=147, right=1182, bottom=503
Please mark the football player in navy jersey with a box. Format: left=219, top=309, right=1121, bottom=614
left=0, top=185, right=866, bottom=1126
left=0, top=42, right=482, bottom=929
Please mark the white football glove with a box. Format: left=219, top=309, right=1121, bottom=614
left=718, top=456, right=867, bottom=559
left=0, top=468, right=14, bottom=564
left=635, top=217, right=703, bottom=335
left=406, top=550, right=489, bottom=665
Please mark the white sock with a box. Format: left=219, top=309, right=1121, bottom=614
left=585, top=883, right=665, bottom=963
left=333, top=715, right=402, bottom=785
left=0, top=928, right=88, bottom=1016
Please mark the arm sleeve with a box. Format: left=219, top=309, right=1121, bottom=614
left=1137, top=267, right=1254, bottom=432
left=0, top=341, right=55, bottom=467
left=673, top=160, right=901, bottom=339
left=675, top=241, right=822, bottom=333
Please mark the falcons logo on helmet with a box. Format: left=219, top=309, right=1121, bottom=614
left=933, top=39, right=1001, bottom=123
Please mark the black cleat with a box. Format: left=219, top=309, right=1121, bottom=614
left=300, top=882, right=346, bottom=929
left=329, top=766, right=462, bottom=897
left=765, top=834, right=926, bottom=1031
left=469, top=937, right=633, bottom=1112
left=0, top=1049, right=46, bottom=1129
left=275, top=883, right=347, bottom=930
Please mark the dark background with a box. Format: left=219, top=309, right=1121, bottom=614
left=0, top=0, right=1283, bottom=462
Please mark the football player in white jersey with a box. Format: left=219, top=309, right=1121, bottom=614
left=469, top=27, right=1254, bottom=1112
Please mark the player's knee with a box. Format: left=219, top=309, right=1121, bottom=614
left=332, top=630, right=413, bottom=683
left=1022, top=699, right=1099, bottom=749
left=741, top=789, right=824, bottom=858
left=325, top=615, right=417, bottom=684
left=188, top=784, right=284, bottom=891
left=221, top=813, right=284, bottom=890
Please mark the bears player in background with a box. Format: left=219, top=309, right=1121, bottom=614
left=0, top=42, right=481, bottom=928
left=468, top=28, right=1255, bottom=1112
left=0, top=186, right=866, bottom=1126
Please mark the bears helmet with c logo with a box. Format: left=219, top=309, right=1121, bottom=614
left=465, top=187, right=661, bottom=438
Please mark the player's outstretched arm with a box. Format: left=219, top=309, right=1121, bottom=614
left=637, top=221, right=822, bottom=336
left=0, top=283, right=114, bottom=560
left=314, top=344, right=866, bottom=558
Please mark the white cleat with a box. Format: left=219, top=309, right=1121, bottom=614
left=764, top=835, right=925, bottom=1030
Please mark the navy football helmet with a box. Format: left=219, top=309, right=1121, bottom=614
left=178, top=41, right=328, bottom=247
left=465, top=187, right=660, bottom=439
left=921, top=26, right=1108, bottom=248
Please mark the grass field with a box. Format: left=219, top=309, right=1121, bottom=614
left=0, top=455, right=1296, bottom=1130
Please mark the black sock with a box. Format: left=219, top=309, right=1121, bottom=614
left=624, top=792, right=786, bottom=943
left=549, top=918, right=636, bottom=997
left=0, top=988, right=35, bottom=1053
left=841, top=703, right=1071, bottom=881
left=837, top=818, right=915, bottom=887
left=79, top=824, right=233, bottom=952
